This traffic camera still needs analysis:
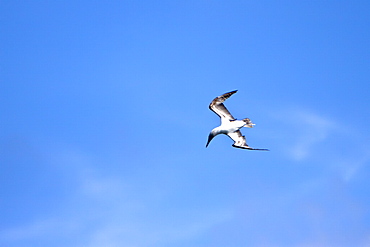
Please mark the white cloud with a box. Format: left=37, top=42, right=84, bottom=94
left=84, top=208, right=233, bottom=247
left=290, top=111, right=335, bottom=160
left=270, top=108, right=337, bottom=161
left=269, top=106, right=370, bottom=184
left=337, top=150, right=370, bottom=182
left=0, top=144, right=234, bottom=247
left=0, top=218, right=79, bottom=244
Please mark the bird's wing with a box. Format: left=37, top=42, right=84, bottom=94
left=227, top=130, right=248, bottom=147
left=227, top=130, right=269, bottom=151
left=209, top=90, right=237, bottom=120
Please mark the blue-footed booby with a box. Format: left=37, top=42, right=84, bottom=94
left=206, top=90, right=269, bottom=151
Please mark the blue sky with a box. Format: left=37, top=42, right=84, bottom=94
left=1, top=1, right=370, bottom=246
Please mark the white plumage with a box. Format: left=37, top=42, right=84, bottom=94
left=206, top=90, right=269, bottom=151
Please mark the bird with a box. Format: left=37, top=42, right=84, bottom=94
left=206, top=90, right=269, bottom=151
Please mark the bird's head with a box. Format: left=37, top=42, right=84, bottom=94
left=205, top=132, right=216, bottom=148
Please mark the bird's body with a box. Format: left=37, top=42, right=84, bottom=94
left=206, top=90, right=269, bottom=151
left=210, top=119, right=248, bottom=136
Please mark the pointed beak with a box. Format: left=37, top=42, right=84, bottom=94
left=206, top=133, right=215, bottom=148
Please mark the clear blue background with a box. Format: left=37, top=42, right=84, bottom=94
left=1, top=1, right=370, bottom=246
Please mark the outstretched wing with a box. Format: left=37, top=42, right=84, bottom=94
left=209, top=90, right=237, bottom=120
left=227, top=131, right=269, bottom=151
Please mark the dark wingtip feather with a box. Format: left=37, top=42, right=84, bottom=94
left=232, top=144, right=269, bottom=151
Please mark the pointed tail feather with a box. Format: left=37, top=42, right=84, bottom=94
left=242, top=118, right=255, bottom=128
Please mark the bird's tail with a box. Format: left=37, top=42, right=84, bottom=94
left=242, top=118, right=255, bottom=128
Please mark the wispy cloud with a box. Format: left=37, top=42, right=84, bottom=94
left=0, top=145, right=233, bottom=247
left=271, top=108, right=337, bottom=161
left=337, top=150, right=370, bottom=182
left=289, top=110, right=335, bottom=160
left=0, top=218, right=80, bottom=245
left=270, top=106, right=370, bottom=182
left=84, top=208, right=233, bottom=247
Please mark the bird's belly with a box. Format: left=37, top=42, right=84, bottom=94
left=220, top=121, right=245, bottom=133
left=226, top=126, right=240, bottom=133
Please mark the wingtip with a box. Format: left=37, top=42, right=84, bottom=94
left=248, top=147, right=270, bottom=151
left=232, top=144, right=269, bottom=151
left=222, top=90, right=238, bottom=96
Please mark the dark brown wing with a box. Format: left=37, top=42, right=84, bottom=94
left=209, top=90, right=237, bottom=120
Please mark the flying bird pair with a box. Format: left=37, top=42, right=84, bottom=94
left=206, top=90, right=269, bottom=151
